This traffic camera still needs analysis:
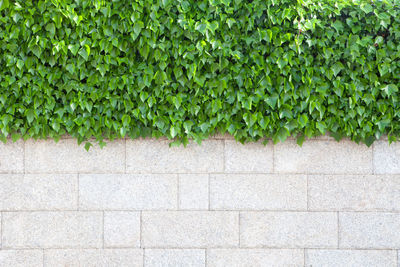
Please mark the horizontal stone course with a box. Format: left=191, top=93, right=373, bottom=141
left=224, top=140, right=273, bottom=173
left=306, top=249, right=397, bottom=267
left=207, top=249, right=304, bottom=267
left=0, top=250, right=43, bottom=267
left=210, top=174, right=307, bottom=210
left=274, top=140, right=373, bottom=174
left=44, top=249, right=143, bottom=267
left=25, top=139, right=125, bottom=173
left=240, top=212, right=337, bottom=248
left=0, top=174, right=77, bottom=211
left=308, top=175, right=400, bottom=211
left=144, top=249, right=205, bottom=267
left=339, top=212, right=400, bottom=249
left=79, top=174, right=177, bottom=210
left=142, top=211, right=239, bottom=248
left=126, top=139, right=223, bottom=173
left=2, top=211, right=103, bottom=248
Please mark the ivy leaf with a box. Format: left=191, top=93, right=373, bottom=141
left=183, top=121, right=194, bottom=133
left=360, top=3, right=373, bottom=14
left=31, top=45, right=42, bottom=58
left=265, top=95, right=278, bottom=109
left=332, top=21, right=343, bottom=33
left=274, top=128, right=289, bottom=143
left=78, top=44, right=90, bottom=61
left=195, top=22, right=207, bottom=35
left=221, top=0, right=231, bottom=6
left=84, top=142, right=92, bottom=151
left=68, top=44, right=80, bottom=56
left=11, top=132, right=21, bottom=142
left=26, top=110, right=35, bottom=124
left=332, top=62, right=344, bottom=77
left=296, top=134, right=305, bottom=146
left=45, top=23, right=55, bottom=37
left=316, top=121, right=327, bottom=134
left=170, top=125, right=179, bottom=138
left=226, top=18, right=235, bottom=28
left=382, top=84, right=398, bottom=96
left=0, top=0, right=9, bottom=11
left=66, top=64, right=75, bottom=74
left=133, top=21, right=144, bottom=37
left=16, top=59, right=24, bottom=70
left=122, top=115, right=131, bottom=127
left=207, top=21, right=219, bottom=34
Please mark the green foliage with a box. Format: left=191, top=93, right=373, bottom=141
left=1, top=0, right=400, bottom=147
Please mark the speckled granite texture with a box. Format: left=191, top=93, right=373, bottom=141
left=0, top=137, right=399, bottom=266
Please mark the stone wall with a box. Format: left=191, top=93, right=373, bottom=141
left=0, top=136, right=399, bottom=266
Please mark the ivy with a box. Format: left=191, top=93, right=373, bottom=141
left=1, top=0, right=400, bottom=149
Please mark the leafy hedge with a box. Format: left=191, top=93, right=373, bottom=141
left=1, top=0, right=400, bottom=148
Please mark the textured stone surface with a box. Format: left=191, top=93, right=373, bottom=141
left=339, top=212, right=400, bottom=248
left=1, top=138, right=400, bottom=264
left=0, top=140, right=24, bottom=173
left=374, top=141, right=400, bottom=174
left=224, top=140, right=273, bottom=173
left=210, top=174, right=307, bottom=210
left=2, top=212, right=103, bottom=248
left=142, top=211, right=239, bottom=248
left=44, top=249, right=143, bottom=267
left=0, top=250, right=43, bottom=267
left=25, top=139, right=125, bottom=173
left=207, top=249, right=304, bottom=267
left=79, top=174, right=177, bottom=210
left=309, top=175, right=400, bottom=211
left=306, top=249, right=397, bottom=267
left=240, top=212, right=337, bottom=248
left=274, top=140, right=373, bottom=174
left=145, top=249, right=205, bottom=267
left=179, top=174, right=209, bottom=210
left=104, top=211, right=140, bottom=248
left=0, top=174, right=77, bottom=210
left=126, top=139, right=223, bottom=173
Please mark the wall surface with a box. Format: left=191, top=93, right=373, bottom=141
left=0, top=136, right=399, bottom=267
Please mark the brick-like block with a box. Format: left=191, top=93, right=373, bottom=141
left=210, top=174, right=307, bottom=210
left=126, top=139, right=223, bottom=173
left=224, top=140, right=273, bottom=173
left=374, top=141, right=400, bottom=174
left=0, top=140, right=24, bottom=173
left=145, top=249, right=205, bottom=267
left=0, top=174, right=77, bottom=210
left=79, top=174, right=177, bottom=210
left=104, top=211, right=140, bottom=248
left=240, top=212, right=337, bottom=248
left=142, top=211, right=239, bottom=248
left=0, top=250, right=43, bottom=267
left=2, top=212, right=103, bottom=248
left=340, top=212, right=400, bottom=248
left=309, top=175, right=400, bottom=211
left=44, top=249, right=143, bottom=267
left=207, top=249, right=304, bottom=267
left=25, top=139, right=125, bottom=173
left=179, top=174, right=209, bottom=210
left=274, top=140, right=372, bottom=174
left=306, top=249, right=397, bottom=267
